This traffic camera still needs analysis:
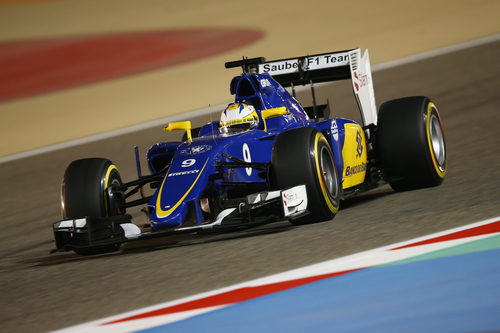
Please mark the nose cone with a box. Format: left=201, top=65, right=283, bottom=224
left=150, top=201, right=187, bottom=230
left=148, top=149, right=211, bottom=230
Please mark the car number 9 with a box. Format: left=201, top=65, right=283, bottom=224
left=181, top=159, right=196, bottom=168
left=243, top=143, right=252, bottom=176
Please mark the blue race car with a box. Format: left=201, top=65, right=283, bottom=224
left=52, top=49, right=447, bottom=255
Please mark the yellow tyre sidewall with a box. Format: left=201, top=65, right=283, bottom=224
left=425, top=102, right=446, bottom=179
left=314, top=132, right=339, bottom=214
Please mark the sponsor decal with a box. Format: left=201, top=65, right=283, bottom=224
left=345, top=162, right=367, bottom=177
left=341, top=124, right=367, bottom=189
left=180, top=145, right=212, bottom=155
left=261, top=61, right=300, bottom=73
left=330, top=119, right=339, bottom=141
left=168, top=169, right=200, bottom=177
left=356, top=130, right=363, bottom=158
left=260, top=78, right=271, bottom=88
left=353, top=71, right=369, bottom=92
left=259, top=52, right=349, bottom=76
left=282, top=192, right=297, bottom=207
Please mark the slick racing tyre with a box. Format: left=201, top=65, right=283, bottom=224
left=376, top=96, right=446, bottom=191
left=62, top=158, right=124, bottom=219
left=61, top=158, right=124, bottom=255
left=272, top=127, right=341, bottom=224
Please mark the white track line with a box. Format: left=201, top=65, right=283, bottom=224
left=2, top=33, right=499, bottom=165
left=53, top=215, right=500, bottom=332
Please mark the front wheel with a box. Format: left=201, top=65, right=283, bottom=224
left=61, top=158, right=125, bottom=255
left=376, top=96, right=447, bottom=191
left=61, top=158, right=124, bottom=219
left=271, top=127, right=341, bottom=224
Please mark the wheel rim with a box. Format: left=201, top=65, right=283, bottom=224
left=103, top=165, right=123, bottom=216
left=320, top=146, right=338, bottom=199
left=429, top=113, right=445, bottom=167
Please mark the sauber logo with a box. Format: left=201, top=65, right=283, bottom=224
left=356, top=130, right=363, bottom=158
left=353, top=71, right=369, bottom=92
left=259, top=52, right=350, bottom=75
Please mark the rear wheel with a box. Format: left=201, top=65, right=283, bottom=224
left=376, top=96, right=446, bottom=191
left=61, top=158, right=124, bottom=255
left=272, top=127, right=341, bottom=224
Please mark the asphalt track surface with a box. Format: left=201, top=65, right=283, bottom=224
left=1, top=41, right=499, bottom=332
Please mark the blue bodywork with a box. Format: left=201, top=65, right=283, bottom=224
left=145, top=72, right=358, bottom=231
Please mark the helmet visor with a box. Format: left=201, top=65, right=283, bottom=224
left=220, top=110, right=259, bottom=135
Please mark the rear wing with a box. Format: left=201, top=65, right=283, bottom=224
left=257, top=49, right=378, bottom=126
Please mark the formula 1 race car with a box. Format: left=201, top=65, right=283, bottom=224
left=52, top=48, right=447, bottom=255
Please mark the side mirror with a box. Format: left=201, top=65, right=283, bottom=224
left=164, top=121, right=192, bottom=141
left=261, top=107, right=289, bottom=132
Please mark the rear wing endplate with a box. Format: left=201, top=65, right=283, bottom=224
left=257, top=49, right=378, bottom=126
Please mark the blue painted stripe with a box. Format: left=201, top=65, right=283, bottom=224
left=136, top=246, right=500, bottom=333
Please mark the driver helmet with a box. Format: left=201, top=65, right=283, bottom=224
left=220, top=103, right=259, bottom=135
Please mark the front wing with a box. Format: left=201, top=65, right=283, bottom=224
left=51, top=185, right=308, bottom=254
